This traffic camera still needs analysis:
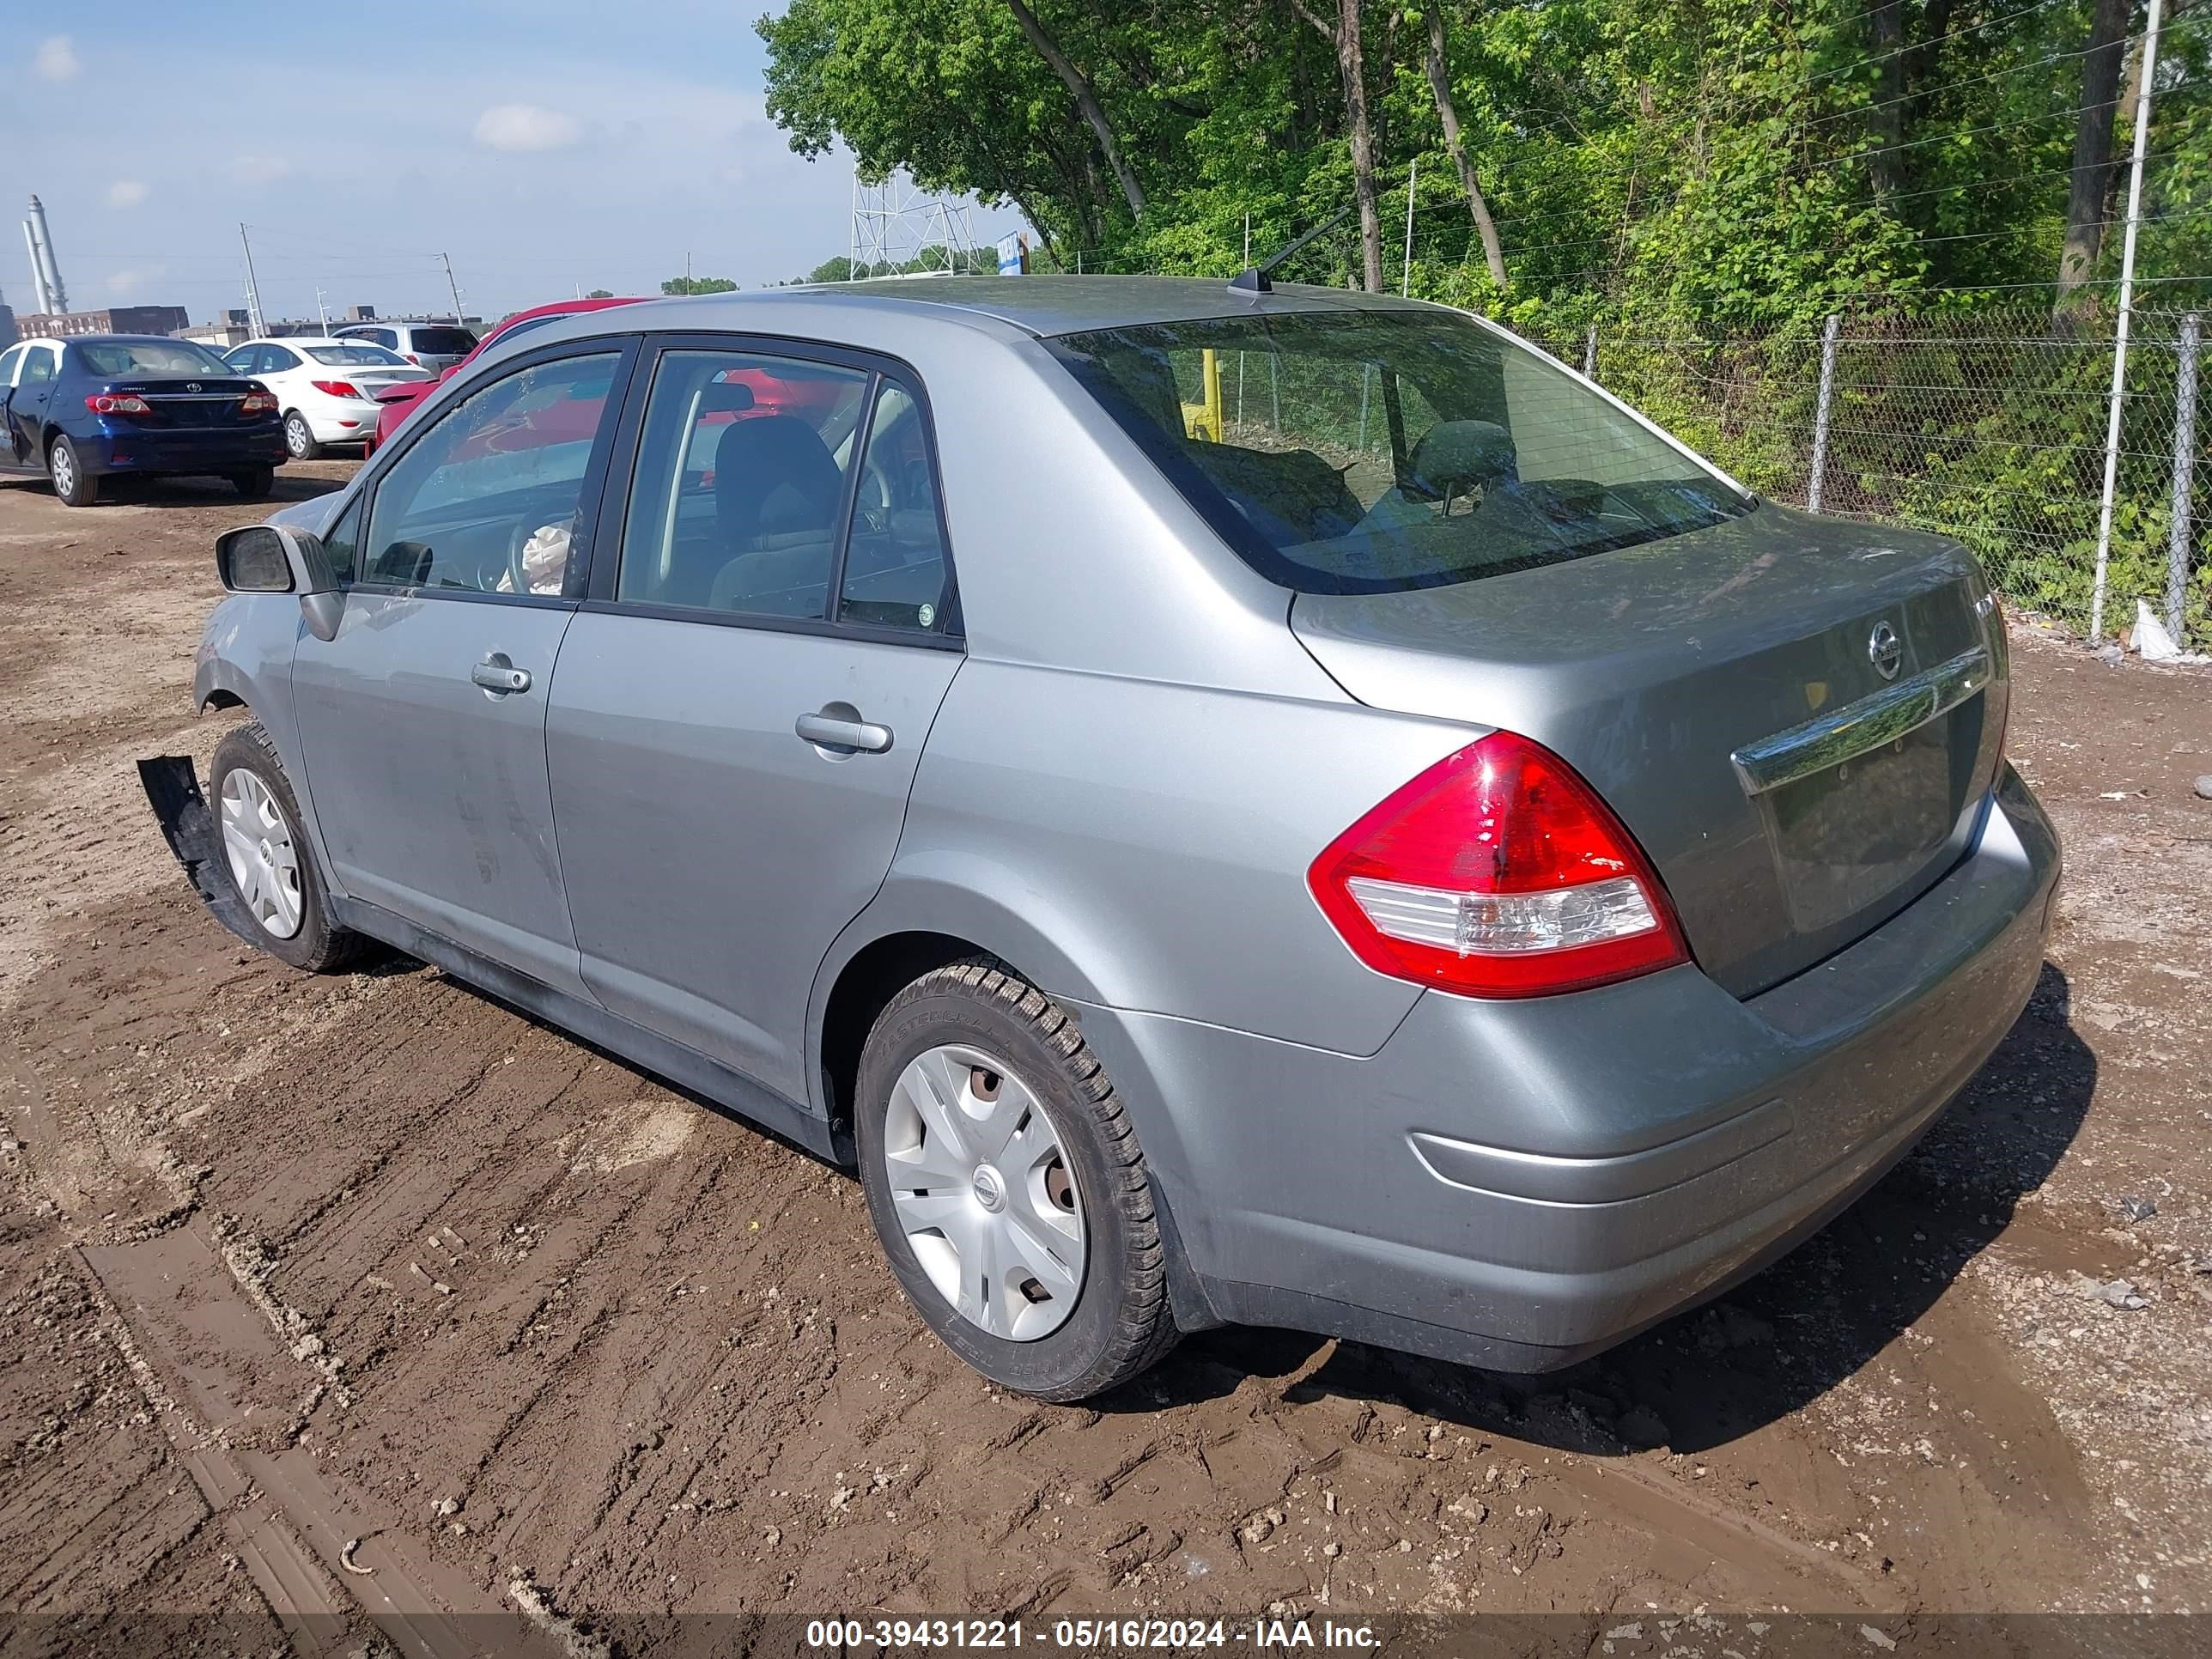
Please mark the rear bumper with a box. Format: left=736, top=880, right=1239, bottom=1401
left=304, top=404, right=380, bottom=442
left=1071, top=765, right=2060, bottom=1371
left=80, top=426, right=287, bottom=476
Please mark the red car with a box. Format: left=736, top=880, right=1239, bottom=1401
left=368, top=297, right=646, bottom=453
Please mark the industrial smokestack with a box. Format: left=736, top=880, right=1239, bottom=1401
left=21, top=219, right=53, bottom=315
left=26, top=196, right=67, bottom=314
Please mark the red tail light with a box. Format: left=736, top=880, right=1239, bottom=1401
left=240, top=386, right=278, bottom=414
left=311, top=380, right=363, bottom=399
left=1308, top=732, right=1689, bottom=998
left=86, top=392, right=153, bottom=416
left=404, top=354, right=421, bottom=365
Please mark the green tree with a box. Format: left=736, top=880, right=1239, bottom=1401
left=661, top=276, right=741, bottom=295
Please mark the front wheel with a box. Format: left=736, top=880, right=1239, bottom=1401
left=229, top=465, right=276, bottom=499
left=854, top=962, right=1180, bottom=1401
left=283, top=410, right=324, bottom=462
left=47, top=436, right=97, bottom=507
left=209, top=723, right=367, bottom=973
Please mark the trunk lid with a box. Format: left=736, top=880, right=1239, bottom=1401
left=1289, top=504, right=2008, bottom=997
left=108, top=378, right=268, bottom=432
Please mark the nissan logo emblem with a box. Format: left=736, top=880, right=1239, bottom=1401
left=1868, top=620, right=1904, bottom=680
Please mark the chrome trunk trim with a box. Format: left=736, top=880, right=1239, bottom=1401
left=1729, top=646, right=1992, bottom=796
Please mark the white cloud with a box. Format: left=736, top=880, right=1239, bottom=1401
left=473, top=104, right=582, bottom=154
left=105, top=268, right=163, bottom=298
left=34, top=35, right=79, bottom=81
left=106, top=180, right=149, bottom=209
left=230, top=155, right=295, bottom=186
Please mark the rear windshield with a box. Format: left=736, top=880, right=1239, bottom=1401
left=1048, top=310, right=1752, bottom=595
left=301, top=342, right=409, bottom=366
left=409, top=327, right=478, bottom=356
left=73, top=339, right=236, bottom=379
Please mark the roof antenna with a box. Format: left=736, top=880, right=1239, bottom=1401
left=1229, top=206, right=1353, bottom=295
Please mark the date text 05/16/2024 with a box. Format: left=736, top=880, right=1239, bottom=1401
left=804, top=1620, right=1382, bottom=1650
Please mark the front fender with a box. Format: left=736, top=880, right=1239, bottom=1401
left=187, top=594, right=342, bottom=894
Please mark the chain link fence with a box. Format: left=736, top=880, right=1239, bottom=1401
left=1525, top=305, right=2211, bottom=652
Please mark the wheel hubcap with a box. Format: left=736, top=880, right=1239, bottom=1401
left=218, top=769, right=304, bottom=939
left=884, top=1044, right=1085, bottom=1341
left=52, top=449, right=72, bottom=493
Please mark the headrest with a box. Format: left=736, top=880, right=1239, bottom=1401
left=1404, top=419, right=1516, bottom=500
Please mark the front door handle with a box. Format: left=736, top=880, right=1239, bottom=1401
left=795, top=711, right=892, bottom=753
left=471, top=654, right=532, bottom=695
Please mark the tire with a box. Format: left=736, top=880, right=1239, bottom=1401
left=229, top=465, right=276, bottom=499
left=283, top=410, right=324, bottom=462
left=855, top=962, right=1180, bottom=1401
left=47, top=435, right=97, bottom=507
left=209, top=722, right=367, bottom=974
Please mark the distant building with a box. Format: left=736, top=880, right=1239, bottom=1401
left=345, top=304, right=376, bottom=321
left=0, top=303, right=15, bottom=349
left=15, top=305, right=191, bottom=339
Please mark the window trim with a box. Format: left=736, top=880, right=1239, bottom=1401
left=585, top=330, right=963, bottom=648
left=341, top=333, right=641, bottom=606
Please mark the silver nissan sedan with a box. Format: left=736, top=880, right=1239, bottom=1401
left=145, top=277, right=2058, bottom=1401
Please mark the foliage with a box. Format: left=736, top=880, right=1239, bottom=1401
left=661, top=276, right=741, bottom=295
left=757, top=3, right=2212, bottom=641
left=760, top=1, right=2212, bottom=325
left=585, top=289, right=615, bottom=299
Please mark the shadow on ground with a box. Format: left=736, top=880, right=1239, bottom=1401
left=1, top=471, right=346, bottom=508
left=1126, top=963, right=2097, bottom=1454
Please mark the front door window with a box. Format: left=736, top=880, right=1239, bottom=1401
left=362, top=351, right=622, bottom=597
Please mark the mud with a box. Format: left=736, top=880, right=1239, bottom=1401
left=1, top=466, right=2209, bottom=1646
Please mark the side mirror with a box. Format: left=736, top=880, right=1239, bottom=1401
left=215, top=525, right=344, bottom=641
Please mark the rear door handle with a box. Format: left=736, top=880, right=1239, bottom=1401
left=795, top=712, right=892, bottom=753
left=471, top=655, right=532, bottom=695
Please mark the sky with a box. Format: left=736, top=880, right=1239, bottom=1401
left=1, top=1, right=1026, bottom=326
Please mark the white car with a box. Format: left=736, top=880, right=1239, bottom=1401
left=222, top=337, right=432, bottom=461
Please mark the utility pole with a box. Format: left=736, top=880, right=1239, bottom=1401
left=239, top=222, right=265, bottom=336
left=439, top=252, right=465, bottom=320
left=1402, top=157, right=1417, bottom=297
left=314, top=286, right=330, bottom=336
left=684, top=250, right=692, bottom=295
left=2091, top=0, right=2165, bottom=641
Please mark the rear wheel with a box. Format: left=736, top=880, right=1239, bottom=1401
left=210, top=722, right=366, bottom=973
left=283, top=410, right=324, bottom=462
left=46, top=436, right=96, bottom=507
left=854, top=962, right=1179, bottom=1401
left=229, top=465, right=276, bottom=499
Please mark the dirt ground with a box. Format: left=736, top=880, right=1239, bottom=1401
left=1, top=463, right=2209, bottom=1652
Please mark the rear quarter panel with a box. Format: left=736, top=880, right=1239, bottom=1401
left=861, top=660, right=1477, bottom=1055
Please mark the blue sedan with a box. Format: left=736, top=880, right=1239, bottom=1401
left=0, top=334, right=287, bottom=507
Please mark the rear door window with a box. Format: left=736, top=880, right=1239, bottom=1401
left=410, top=327, right=479, bottom=356
left=362, top=350, right=623, bottom=596
left=613, top=349, right=871, bottom=617
left=839, top=380, right=952, bottom=633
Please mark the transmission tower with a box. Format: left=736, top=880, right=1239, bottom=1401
left=850, top=171, right=975, bottom=278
